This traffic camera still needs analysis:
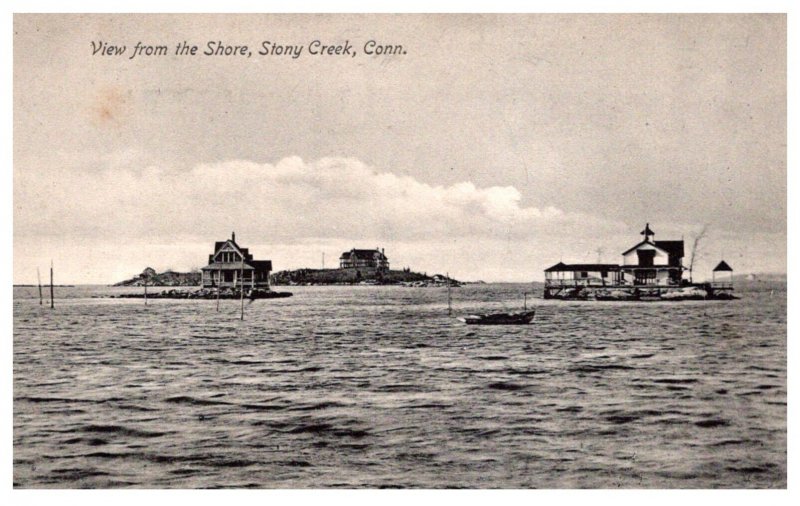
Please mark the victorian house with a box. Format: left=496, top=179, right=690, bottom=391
left=339, top=247, right=390, bottom=270
left=200, top=232, right=272, bottom=289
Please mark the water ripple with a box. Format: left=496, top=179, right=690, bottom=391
left=13, top=282, right=786, bottom=488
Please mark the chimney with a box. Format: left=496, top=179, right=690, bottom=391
left=232, top=231, right=236, bottom=242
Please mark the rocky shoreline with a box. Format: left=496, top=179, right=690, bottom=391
left=270, top=267, right=457, bottom=286
left=108, top=287, right=293, bottom=300
left=113, top=267, right=201, bottom=287
left=544, top=284, right=738, bottom=301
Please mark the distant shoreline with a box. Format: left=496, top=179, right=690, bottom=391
left=13, top=284, right=75, bottom=288
left=12, top=274, right=786, bottom=288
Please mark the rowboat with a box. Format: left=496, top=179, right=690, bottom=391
left=457, top=310, right=536, bottom=325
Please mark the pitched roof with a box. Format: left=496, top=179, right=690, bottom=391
left=545, top=263, right=620, bottom=272
left=250, top=260, right=273, bottom=272
left=214, top=240, right=240, bottom=253
left=621, top=239, right=669, bottom=256
left=654, top=240, right=685, bottom=259
left=713, top=260, right=733, bottom=272
left=212, top=240, right=254, bottom=260
left=340, top=248, right=387, bottom=260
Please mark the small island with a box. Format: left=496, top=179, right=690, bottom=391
left=110, top=233, right=292, bottom=299
left=111, top=244, right=461, bottom=298
left=543, top=223, right=737, bottom=301
left=270, top=268, right=459, bottom=286
left=270, top=247, right=460, bottom=286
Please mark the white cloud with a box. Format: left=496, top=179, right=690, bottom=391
left=13, top=155, right=784, bottom=283
left=14, top=155, right=626, bottom=244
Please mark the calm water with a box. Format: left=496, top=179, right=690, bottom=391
left=13, top=282, right=786, bottom=488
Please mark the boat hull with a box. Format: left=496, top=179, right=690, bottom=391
left=458, top=310, right=536, bottom=325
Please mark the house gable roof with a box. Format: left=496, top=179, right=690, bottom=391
left=544, top=262, right=567, bottom=272
left=250, top=260, right=273, bottom=272
left=713, top=260, right=733, bottom=272
left=339, top=248, right=387, bottom=260
left=206, top=236, right=269, bottom=270
left=654, top=240, right=685, bottom=259
left=215, top=240, right=240, bottom=254
left=213, top=240, right=254, bottom=261
left=621, top=239, right=669, bottom=256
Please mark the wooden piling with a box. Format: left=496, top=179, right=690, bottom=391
left=447, top=272, right=452, bottom=316
left=240, top=260, right=245, bottom=320
left=216, top=270, right=220, bottom=312
left=37, top=267, right=43, bottom=305
left=49, top=260, right=54, bottom=309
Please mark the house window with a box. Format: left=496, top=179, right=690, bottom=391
left=581, top=271, right=588, bottom=278
left=637, top=250, right=655, bottom=267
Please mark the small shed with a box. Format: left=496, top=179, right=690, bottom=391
left=712, top=260, right=733, bottom=284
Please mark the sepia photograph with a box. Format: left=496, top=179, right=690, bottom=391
left=9, top=8, right=789, bottom=491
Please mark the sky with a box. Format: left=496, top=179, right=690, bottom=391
left=12, top=13, right=786, bottom=283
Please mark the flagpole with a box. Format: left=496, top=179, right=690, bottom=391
left=240, top=259, right=245, bottom=320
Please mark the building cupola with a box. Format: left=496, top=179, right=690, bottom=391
left=640, top=223, right=655, bottom=243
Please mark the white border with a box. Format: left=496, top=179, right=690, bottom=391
left=3, top=1, right=795, bottom=505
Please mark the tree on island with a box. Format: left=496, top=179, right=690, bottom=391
left=688, top=224, right=709, bottom=283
